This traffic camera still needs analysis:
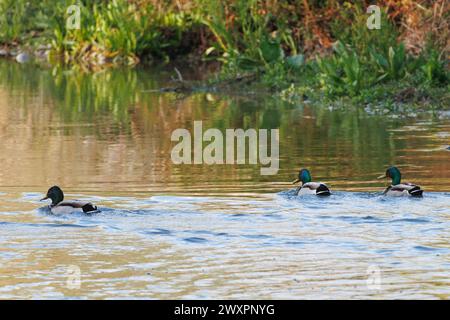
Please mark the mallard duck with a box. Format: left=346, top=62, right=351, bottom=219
left=40, top=186, right=98, bottom=214
left=292, top=169, right=331, bottom=196
left=377, top=166, right=423, bottom=197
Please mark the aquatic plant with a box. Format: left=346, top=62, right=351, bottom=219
left=418, top=48, right=449, bottom=85
left=316, top=41, right=369, bottom=96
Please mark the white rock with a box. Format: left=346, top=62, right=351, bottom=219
left=16, top=52, right=31, bottom=63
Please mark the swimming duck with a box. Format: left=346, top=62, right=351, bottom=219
left=40, top=186, right=98, bottom=214
left=377, top=166, right=423, bottom=197
left=292, top=169, right=331, bottom=196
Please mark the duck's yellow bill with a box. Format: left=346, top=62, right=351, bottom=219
left=292, top=178, right=301, bottom=184
left=377, top=174, right=386, bottom=179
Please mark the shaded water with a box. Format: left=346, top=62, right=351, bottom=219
left=0, top=61, right=449, bottom=299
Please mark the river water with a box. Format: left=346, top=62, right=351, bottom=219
left=0, top=61, right=448, bottom=299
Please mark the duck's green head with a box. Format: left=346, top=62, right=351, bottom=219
left=293, top=169, right=312, bottom=185
left=41, top=186, right=64, bottom=205
left=378, top=166, right=401, bottom=185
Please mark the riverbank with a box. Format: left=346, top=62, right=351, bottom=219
left=0, top=0, right=448, bottom=107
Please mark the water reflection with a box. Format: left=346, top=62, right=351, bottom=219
left=0, top=60, right=449, bottom=194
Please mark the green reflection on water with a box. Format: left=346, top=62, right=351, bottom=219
left=0, top=60, right=448, bottom=193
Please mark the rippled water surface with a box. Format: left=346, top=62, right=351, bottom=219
left=0, top=61, right=449, bottom=299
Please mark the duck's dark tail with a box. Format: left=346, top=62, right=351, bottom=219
left=82, top=203, right=98, bottom=213
left=408, top=186, right=423, bottom=197
left=316, top=184, right=331, bottom=196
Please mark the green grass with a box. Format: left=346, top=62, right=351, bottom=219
left=0, top=0, right=205, bottom=64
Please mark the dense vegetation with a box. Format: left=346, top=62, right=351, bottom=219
left=0, top=0, right=448, bottom=107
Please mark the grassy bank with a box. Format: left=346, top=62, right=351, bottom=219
left=0, top=0, right=448, bottom=107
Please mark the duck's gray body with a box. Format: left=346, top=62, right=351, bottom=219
left=383, top=183, right=423, bottom=197
left=296, top=182, right=331, bottom=196
left=46, top=201, right=97, bottom=214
